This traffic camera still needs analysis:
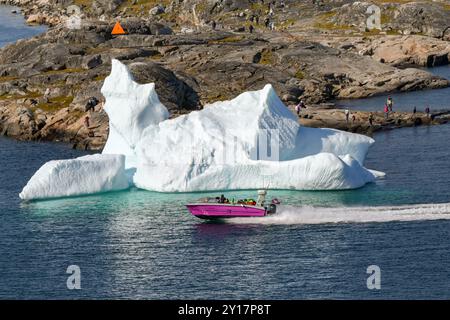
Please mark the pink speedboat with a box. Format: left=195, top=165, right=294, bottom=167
left=186, top=190, right=279, bottom=219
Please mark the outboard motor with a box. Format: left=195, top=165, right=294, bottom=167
left=266, top=203, right=277, bottom=215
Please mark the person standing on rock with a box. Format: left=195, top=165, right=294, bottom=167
left=369, top=113, right=374, bottom=127
left=84, top=116, right=90, bottom=128
left=425, top=106, right=431, bottom=118
left=413, top=106, right=417, bottom=114
left=264, top=17, right=270, bottom=28
left=345, top=109, right=350, bottom=123
left=44, top=88, right=51, bottom=103
left=295, top=100, right=305, bottom=116
left=249, top=24, right=254, bottom=34
left=384, top=104, right=389, bottom=120
left=269, top=21, right=275, bottom=31
left=387, top=96, right=393, bottom=112
left=85, top=97, right=99, bottom=112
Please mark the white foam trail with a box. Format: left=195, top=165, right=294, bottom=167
left=228, top=203, right=450, bottom=225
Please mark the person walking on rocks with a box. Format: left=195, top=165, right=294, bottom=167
left=84, top=116, right=90, bottom=128
left=369, top=113, right=374, bottom=127
left=387, top=96, right=393, bottom=112
left=269, top=21, right=275, bottom=31
left=384, top=104, right=389, bottom=120
left=344, top=109, right=350, bottom=123
left=295, top=99, right=305, bottom=116
left=85, top=97, right=99, bottom=112
left=44, top=88, right=51, bottom=103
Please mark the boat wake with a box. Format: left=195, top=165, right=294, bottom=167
left=228, top=203, right=450, bottom=225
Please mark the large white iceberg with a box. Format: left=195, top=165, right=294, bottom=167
left=102, top=59, right=382, bottom=192
left=20, top=59, right=384, bottom=200
left=19, top=154, right=130, bottom=200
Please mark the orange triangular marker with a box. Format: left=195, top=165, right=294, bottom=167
left=112, top=21, right=126, bottom=35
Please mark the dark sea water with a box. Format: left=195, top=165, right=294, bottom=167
left=0, top=5, right=46, bottom=48
left=1, top=5, right=450, bottom=300
left=1, top=124, right=450, bottom=300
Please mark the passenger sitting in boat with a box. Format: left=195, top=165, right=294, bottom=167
left=219, top=194, right=226, bottom=203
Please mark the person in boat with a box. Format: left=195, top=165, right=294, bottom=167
left=219, top=194, right=226, bottom=203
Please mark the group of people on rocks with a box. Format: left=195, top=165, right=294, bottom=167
left=43, top=87, right=102, bottom=137
left=383, top=97, right=432, bottom=119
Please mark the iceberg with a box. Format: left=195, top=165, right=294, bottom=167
left=20, top=59, right=384, bottom=200
left=19, top=154, right=130, bottom=200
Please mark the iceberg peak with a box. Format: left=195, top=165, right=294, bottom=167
left=101, top=59, right=169, bottom=167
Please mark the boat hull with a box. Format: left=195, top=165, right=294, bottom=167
left=186, top=203, right=266, bottom=219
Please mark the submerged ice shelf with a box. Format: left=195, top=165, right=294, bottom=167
left=20, top=59, right=384, bottom=200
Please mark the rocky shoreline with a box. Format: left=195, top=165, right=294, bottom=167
left=0, top=1, right=449, bottom=150
left=298, top=108, right=450, bottom=135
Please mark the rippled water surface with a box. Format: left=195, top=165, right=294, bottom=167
left=2, top=123, right=450, bottom=299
